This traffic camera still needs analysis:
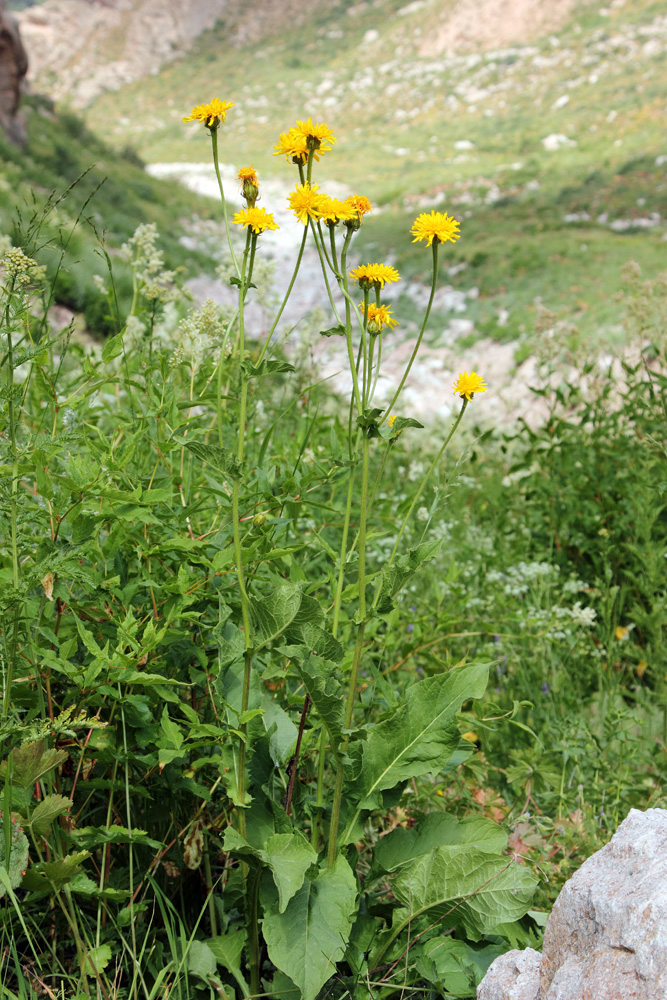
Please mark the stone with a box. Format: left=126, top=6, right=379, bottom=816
left=477, top=948, right=541, bottom=1000
left=477, top=809, right=667, bottom=1000
left=0, top=0, right=28, bottom=146
left=540, top=808, right=667, bottom=999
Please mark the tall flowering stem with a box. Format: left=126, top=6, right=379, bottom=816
left=327, top=433, right=371, bottom=866
left=210, top=128, right=241, bottom=280
left=382, top=241, right=439, bottom=419
left=386, top=398, right=468, bottom=572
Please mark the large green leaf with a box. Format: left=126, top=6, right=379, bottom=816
left=223, top=827, right=317, bottom=912
left=279, top=647, right=345, bottom=759
left=252, top=583, right=303, bottom=649
left=390, top=846, right=536, bottom=942
left=261, top=857, right=358, bottom=1000
left=369, top=812, right=507, bottom=880
left=341, top=663, right=488, bottom=842
left=6, top=741, right=68, bottom=789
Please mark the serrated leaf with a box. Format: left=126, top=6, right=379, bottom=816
left=390, top=846, right=537, bottom=941
left=224, top=828, right=317, bottom=913
left=82, top=944, right=113, bottom=978
left=252, top=583, right=303, bottom=649
left=262, top=857, right=357, bottom=1000
left=241, top=360, right=296, bottom=378
left=374, top=539, right=442, bottom=616
left=341, top=663, right=488, bottom=842
left=71, top=826, right=163, bottom=850
left=22, top=851, right=90, bottom=892
left=30, top=794, right=71, bottom=836
left=320, top=325, right=346, bottom=338
left=9, top=741, right=69, bottom=789
left=185, top=442, right=242, bottom=479
left=280, top=647, right=345, bottom=759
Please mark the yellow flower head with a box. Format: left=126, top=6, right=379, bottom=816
left=237, top=165, right=259, bottom=206
left=387, top=414, right=397, bottom=427
left=318, top=195, right=356, bottom=226
left=452, top=371, right=487, bottom=401
left=349, top=263, right=400, bottom=291
left=183, top=98, right=235, bottom=129
left=294, top=116, right=336, bottom=154
left=237, top=165, right=258, bottom=185
left=287, top=183, right=323, bottom=224
left=232, top=207, right=279, bottom=234
left=411, top=210, right=461, bottom=247
left=360, top=302, right=398, bottom=333
left=615, top=625, right=630, bottom=641
left=345, top=194, right=372, bottom=219
left=273, top=129, right=310, bottom=164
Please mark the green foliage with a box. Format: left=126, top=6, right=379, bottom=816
left=9, top=105, right=667, bottom=998
left=0, top=812, right=29, bottom=894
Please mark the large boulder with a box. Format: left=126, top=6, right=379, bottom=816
left=478, top=808, right=667, bottom=1000
left=0, top=0, right=28, bottom=145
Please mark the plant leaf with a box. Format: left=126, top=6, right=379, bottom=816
left=341, top=663, right=488, bottom=842
left=30, top=794, right=72, bottom=836
left=223, top=827, right=317, bottom=912
left=389, top=846, right=537, bottom=941
left=261, top=856, right=358, bottom=1000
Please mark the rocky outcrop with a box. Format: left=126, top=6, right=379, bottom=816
left=17, top=0, right=333, bottom=108
left=0, top=0, right=28, bottom=145
left=478, top=808, right=667, bottom=1000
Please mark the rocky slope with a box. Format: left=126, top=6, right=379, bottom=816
left=17, top=0, right=333, bottom=106
left=18, top=0, right=597, bottom=108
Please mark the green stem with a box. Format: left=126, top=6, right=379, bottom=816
left=382, top=242, right=439, bottom=420
left=386, top=399, right=468, bottom=570
left=210, top=127, right=241, bottom=279
left=327, top=436, right=371, bottom=864
left=233, top=232, right=254, bottom=834
left=4, top=290, right=19, bottom=720
left=256, top=224, right=309, bottom=365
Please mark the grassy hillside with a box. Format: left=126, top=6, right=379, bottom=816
left=0, top=94, right=216, bottom=334
left=80, top=0, right=666, bottom=350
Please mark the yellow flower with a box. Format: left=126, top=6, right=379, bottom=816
left=387, top=414, right=397, bottom=427
left=294, top=116, right=336, bottom=154
left=360, top=302, right=397, bottom=333
left=273, top=129, right=310, bottom=164
left=452, top=371, right=487, bottom=401
left=615, top=625, right=629, bottom=641
left=237, top=165, right=258, bottom=185
left=318, top=195, right=356, bottom=225
left=232, top=207, right=279, bottom=234
left=287, top=183, right=323, bottom=224
left=237, top=165, right=259, bottom=206
left=183, top=98, right=234, bottom=129
left=349, top=263, right=400, bottom=290
left=637, top=660, right=648, bottom=677
left=345, top=194, right=372, bottom=219
left=411, top=210, right=461, bottom=246
left=461, top=731, right=479, bottom=743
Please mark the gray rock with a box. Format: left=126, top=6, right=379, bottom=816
left=477, top=948, right=541, bottom=999
left=540, top=807, right=667, bottom=998
left=478, top=809, right=667, bottom=1000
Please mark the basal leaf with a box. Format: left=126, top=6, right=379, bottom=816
left=390, top=845, right=537, bottom=941
left=207, top=928, right=249, bottom=995
left=261, top=857, right=357, bottom=1000
left=369, top=812, right=507, bottom=880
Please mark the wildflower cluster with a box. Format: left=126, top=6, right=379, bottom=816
left=120, top=222, right=178, bottom=303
